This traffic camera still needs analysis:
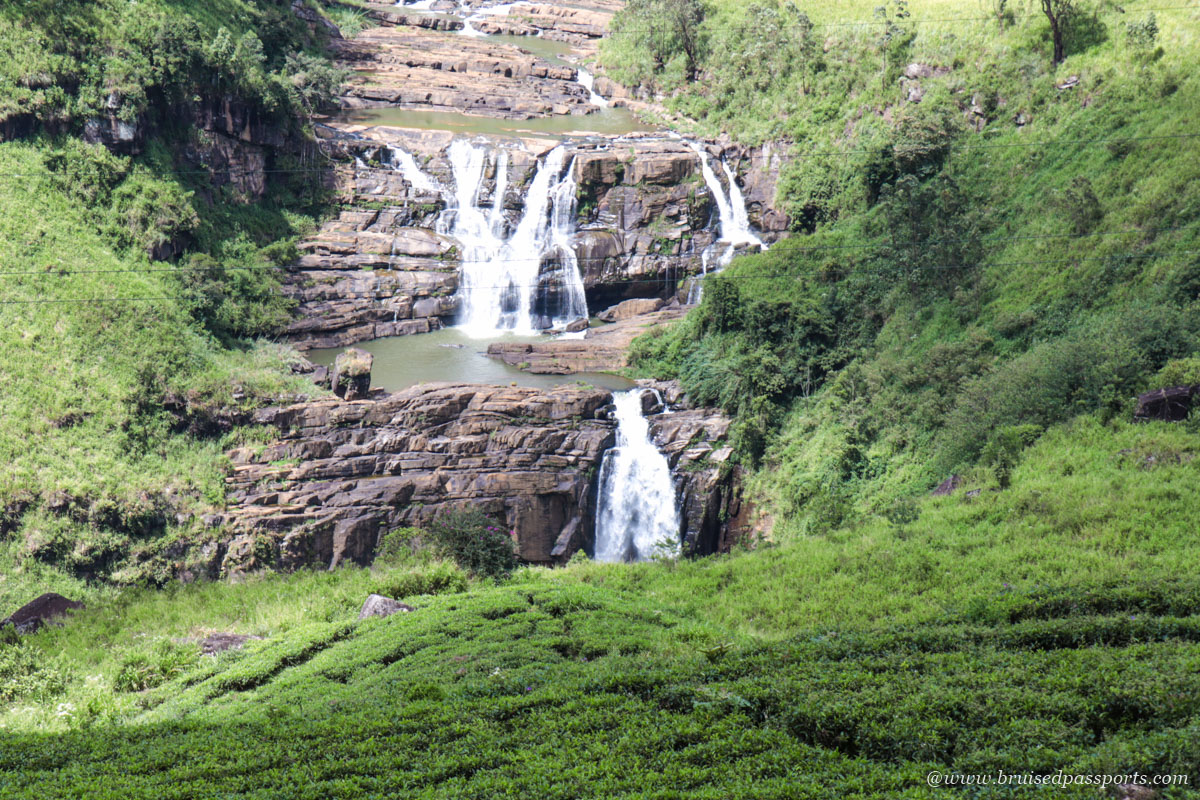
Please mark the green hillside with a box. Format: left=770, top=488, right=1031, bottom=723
left=0, top=0, right=1198, bottom=797
left=0, top=0, right=338, bottom=601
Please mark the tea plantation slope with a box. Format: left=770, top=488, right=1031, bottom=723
left=2, top=578, right=1199, bottom=798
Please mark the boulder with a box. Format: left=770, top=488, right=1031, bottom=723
left=2, top=593, right=84, bottom=634
left=333, top=348, right=374, bottom=400
left=1134, top=386, right=1197, bottom=422
left=359, top=594, right=416, bottom=620
left=931, top=474, right=962, bottom=496
left=596, top=297, right=665, bottom=322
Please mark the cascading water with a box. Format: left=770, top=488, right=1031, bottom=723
left=387, top=146, right=440, bottom=193
left=576, top=67, right=608, bottom=107
left=685, top=141, right=765, bottom=302
left=426, top=140, right=588, bottom=335
left=594, top=389, right=680, bottom=562
left=539, top=155, right=589, bottom=329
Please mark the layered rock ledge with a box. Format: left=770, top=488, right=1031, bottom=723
left=216, top=382, right=742, bottom=573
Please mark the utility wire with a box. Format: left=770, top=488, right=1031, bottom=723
left=0, top=245, right=1193, bottom=279
left=3, top=250, right=1194, bottom=304
left=0, top=129, right=1194, bottom=183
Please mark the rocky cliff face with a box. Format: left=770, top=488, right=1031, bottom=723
left=284, top=128, right=790, bottom=350
left=215, top=381, right=742, bottom=574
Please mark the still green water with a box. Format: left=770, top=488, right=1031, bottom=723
left=342, top=105, right=653, bottom=138
left=307, top=327, right=634, bottom=392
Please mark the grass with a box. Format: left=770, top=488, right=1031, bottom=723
left=0, top=416, right=1196, bottom=796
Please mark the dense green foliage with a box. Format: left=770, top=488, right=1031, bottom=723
left=619, top=0, right=1200, bottom=531
left=0, top=0, right=341, bottom=591
left=0, top=1, right=1197, bottom=796
left=425, top=508, right=521, bottom=580
left=0, top=0, right=343, bottom=128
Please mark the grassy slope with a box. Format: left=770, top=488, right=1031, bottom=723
left=0, top=0, right=335, bottom=601
left=0, top=418, right=1198, bottom=796
left=0, top=2, right=1198, bottom=796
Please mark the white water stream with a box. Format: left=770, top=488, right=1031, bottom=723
left=685, top=141, right=765, bottom=302
left=390, top=140, right=587, bottom=335
left=594, top=389, right=680, bottom=562
left=576, top=67, right=608, bottom=107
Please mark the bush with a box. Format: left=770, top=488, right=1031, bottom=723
left=113, top=640, right=199, bottom=692
left=1153, top=356, right=1200, bottom=389
left=371, top=561, right=469, bottom=599
left=0, top=643, right=69, bottom=703
left=426, top=508, right=519, bottom=580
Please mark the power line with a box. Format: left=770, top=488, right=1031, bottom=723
left=3, top=249, right=1194, bottom=304
left=1, top=128, right=1194, bottom=184
left=2, top=227, right=1190, bottom=281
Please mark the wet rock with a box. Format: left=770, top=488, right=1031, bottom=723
left=359, top=594, right=415, bottom=620
left=638, top=388, right=664, bottom=416
left=222, top=381, right=744, bottom=568
left=487, top=304, right=687, bottom=374
left=564, top=318, right=590, bottom=333
left=2, top=593, right=84, bottom=634
left=1134, top=386, right=1197, bottom=422
left=333, top=348, right=374, bottom=400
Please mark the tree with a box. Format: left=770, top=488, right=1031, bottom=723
left=1040, top=0, right=1077, bottom=65
left=611, top=0, right=707, bottom=83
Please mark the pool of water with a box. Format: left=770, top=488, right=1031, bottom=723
left=342, top=105, right=653, bottom=139
left=484, top=33, right=575, bottom=67
left=307, top=327, right=634, bottom=393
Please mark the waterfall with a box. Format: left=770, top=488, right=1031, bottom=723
left=594, top=390, right=680, bottom=563
left=576, top=67, right=609, bottom=107
left=685, top=141, right=765, bottom=301
left=544, top=156, right=589, bottom=328
left=441, top=141, right=588, bottom=335
left=488, top=149, right=508, bottom=237
left=387, top=146, right=440, bottom=193
left=719, top=159, right=762, bottom=248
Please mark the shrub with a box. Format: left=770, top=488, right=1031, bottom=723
left=113, top=640, right=200, bottom=692
left=426, top=508, right=519, bottom=580
left=1153, top=356, right=1200, bottom=389
left=371, top=561, right=469, bottom=599
left=0, top=643, right=69, bottom=703
left=374, top=527, right=426, bottom=568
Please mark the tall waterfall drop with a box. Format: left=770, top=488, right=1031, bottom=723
left=594, top=390, right=680, bottom=562
left=432, top=140, right=589, bottom=336
left=685, top=141, right=765, bottom=302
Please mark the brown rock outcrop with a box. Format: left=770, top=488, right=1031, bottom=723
left=2, top=593, right=84, bottom=634
left=219, top=381, right=742, bottom=571
left=487, top=303, right=688, bottom=373
left=333, top=25, right=594, bottom=119
left=223, top=383, right=616, bottom=569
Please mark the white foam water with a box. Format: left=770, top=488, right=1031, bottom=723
left=685, top=140, right=766, bottom=301
left=594, top=389, right=680, bottom=562
left=576, top=67, right=609, bottom=107
left=440, top=141, right=588, bottom=335
left=387, top=146, right=440, bottom=193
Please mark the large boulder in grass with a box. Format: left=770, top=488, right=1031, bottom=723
left=333, top=348, right=373, bottom=401
left=358, top=594, right=415, bottom=620
left=1134, top=385, right=1198, bottom=422
left=2, top=593, right=84, bottom=634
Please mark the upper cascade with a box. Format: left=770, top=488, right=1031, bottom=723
left=684, top=140, right=766, bottom=301
left=406, top=140, right=589, bottom=336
